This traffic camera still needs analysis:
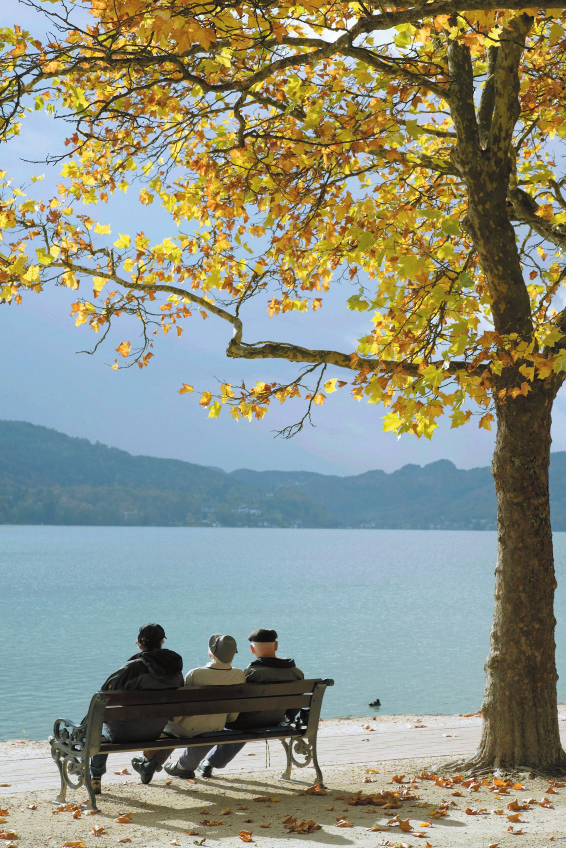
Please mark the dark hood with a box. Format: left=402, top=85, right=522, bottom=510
left=138, top=648, right=183, bottom=681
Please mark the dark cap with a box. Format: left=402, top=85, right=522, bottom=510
left=248, top=628, right=277, bottom=643
left=209, top=633, right=238, bottom=664
left=138, top=623, right=166, bottom=643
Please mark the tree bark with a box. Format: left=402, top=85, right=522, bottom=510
left=468, top=383, right=566, bottom=772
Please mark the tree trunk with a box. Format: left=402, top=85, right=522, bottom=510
left=469, top=383, right=566, bottom=773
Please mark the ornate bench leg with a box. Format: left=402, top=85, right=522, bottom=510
left=52, top=752, right=67, bottom=804
left=279, top=738, right=293, bottom=781
left=310, top=736, right=324, bottom=787
left=84, top=771, right=98, bottom=811
left=279, top=737, right=323, bottom=784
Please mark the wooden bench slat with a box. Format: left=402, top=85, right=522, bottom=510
left=98, top=726, right=304, bottom=754
left=104, top=694, right=312, bottom=722
left=103, top=679, right=321, bottom=706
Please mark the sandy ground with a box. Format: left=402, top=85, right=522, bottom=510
left=1, top=714, right=566, bottom=848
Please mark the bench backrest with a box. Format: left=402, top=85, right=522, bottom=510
left=100, top=678, right=327, bottom=723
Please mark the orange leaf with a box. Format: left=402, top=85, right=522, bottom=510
left=335, top=818, right=354, bottom=827
left=115, top=812, right=133, bottom=823
left=239, top=831, right=253, bottom=842
left=305, top=785, right=327, bottom=795
left=61, top=843, right=86, bottom=847
left=178, top=383, right=194, bottom=394
left=116, top=341, right=131, bottom=357
left=507, top=814, right=523, bottom=822
left=92, top=825, right=105, bottom=836
left=259, top=823, right=271, bottom=828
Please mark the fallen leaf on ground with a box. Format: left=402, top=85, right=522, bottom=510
left=239, top=831, right=253, bottom=842
left=507, top=814, right=523, bottom=822
left=118, top=840, right=132, bottom=844
left=115, top=812, right=133, bottom=823
left=283, top=816, right=321, bottom=834
left=165, top=780, right=172, bottom=785
left=539, top=797, right=552, bottom=807
left=508, top=800, right=530, bottom=811
left=220, top=808, right=232, bottom=815
left=72, top=810, right=81, bottom=819
left=61, top=843, right=86, bottom=847
left=492, top=809, right=504, bottom=815
left=0, top=812, right=7, bottom=817
left=0, top=832, right=18, bottom=840
left=465, top=808, right=488, bottom=815
left=243, top=818, right=253, bottom=823
left=507, top=826, right=524, bottom=834
left=185, top=831, right=199, bottom=836
left=201, top=819, right=223, bottom=827
left=335, top=818, right=353, bottom=827
left=27, top=804, right=37, bottom=810
left=325, top=805, right=334, bottom=811
left=85, top=809, right=100, bottom=815
left=259, top=823, right=271, bottom=828
left=366, top=768, right=379, bottom=774
left=114, top=769, right=131, bottom=775
left=304, top=785, right=327, bottom=795
left=92, top=825, right=105, bottom=836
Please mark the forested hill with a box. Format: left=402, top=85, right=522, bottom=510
left=1, top=420, right=566, bottom=530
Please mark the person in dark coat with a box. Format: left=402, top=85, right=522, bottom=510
left=89, top=623, right=183, bottom=794
left=197, top=628, right=303, bottom=778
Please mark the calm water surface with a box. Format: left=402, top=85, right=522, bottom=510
left=1, top=526, right=565, bottom=740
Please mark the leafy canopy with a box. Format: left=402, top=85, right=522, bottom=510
left=1, top=0, right=566, bottom=436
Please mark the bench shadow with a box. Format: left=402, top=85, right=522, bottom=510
left=99, top=788, right=356, bottom=844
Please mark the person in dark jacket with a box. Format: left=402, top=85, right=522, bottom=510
left=90, top=623, right=183, bottom=794
left=197, top=628, right=303, bottom=778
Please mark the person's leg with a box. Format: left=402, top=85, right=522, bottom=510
left=177, top=743, right=215, bottom=771
left=132, top=748, right=174, bottom=784
left=204, top=741, right=246, bottom=771
left=90, top=754, right=108, bottom=777
left=165, top=743, right=215, bottom=777
left=142, top=748, right=173, bottom=767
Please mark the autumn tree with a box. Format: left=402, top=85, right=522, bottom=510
left=2, top=0, right=566, bottom=772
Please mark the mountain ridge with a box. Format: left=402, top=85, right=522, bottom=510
left=0, top=419, right=564, bottom=529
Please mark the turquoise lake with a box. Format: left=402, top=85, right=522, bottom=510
left=1, top=526, right=565, bottom=741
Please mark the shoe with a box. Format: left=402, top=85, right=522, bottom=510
left=132, top=756, right=160, bottom=785
left=90, top=776, right=101, bottom=795
left=164, top=761, right=195, bottom=780
left=198, top=763, right=213, bottom=779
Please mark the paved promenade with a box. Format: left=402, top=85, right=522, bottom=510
left=3, top=722, right=566, bottom=797
left=0, top=724, right=481, bottom=795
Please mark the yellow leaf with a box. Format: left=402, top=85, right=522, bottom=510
left=178, top=384, right=194, bottom=394
left=479, top=413, right=494, bottom=430
left=94, top=223, right=111, bottom=235
left=200, top=391, right=212, bottom=406
left=113, top=234, right=131, bottom=249
left=324, top=379, right=338, bottom=393
left=208, top=401, right=222, bottom=418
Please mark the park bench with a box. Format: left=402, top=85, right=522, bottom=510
left=49, top=677, right=334, bottom=809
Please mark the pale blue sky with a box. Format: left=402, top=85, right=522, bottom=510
left=2, top=0, right=563, bottom=476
